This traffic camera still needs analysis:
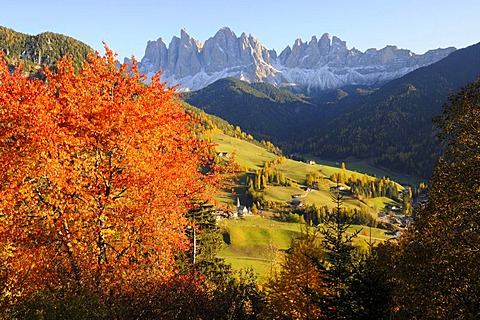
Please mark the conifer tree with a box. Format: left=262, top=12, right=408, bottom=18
left=314, top=182, right=361, bottom=318
left=183, top=203, right=220, bottom=274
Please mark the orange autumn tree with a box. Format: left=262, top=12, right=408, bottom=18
left=0, top=48, right=219, bottom=304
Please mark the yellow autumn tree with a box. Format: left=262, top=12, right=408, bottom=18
left=261, top=228, right=331, bottom=319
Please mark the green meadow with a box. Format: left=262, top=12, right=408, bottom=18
left=212, top=133, right=278, bottom=170
left=300, top=153, right=423, bottom=187
left=212, top=133, right=403, bottom=277
left=213, top=134, right=401, bottom=211
left=263, top=185, right=375, bottom=213
left=364, top=196, right=399, bottom=212
left=218, top=215, right=394, bottom=278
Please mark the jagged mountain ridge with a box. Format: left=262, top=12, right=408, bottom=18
left=138, top=27, right=455, bottom=92
left=296, top=41, right=480, bottom=178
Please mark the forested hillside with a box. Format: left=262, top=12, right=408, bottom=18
left=0, top=26, right=92, bottom=73
left=185, top=42, right=480, bottom=179
left=295, top=42, right=480, bottom=178
left=184, top=77, right=330, bottom=141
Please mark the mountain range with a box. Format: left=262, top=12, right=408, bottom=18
left=2, top=25, right=479, bottom=180
left=186, top=41, right=480, bottom=178
left=138, top=27, right=455, bottom=92
left=300, top=41, right=480, bottom=178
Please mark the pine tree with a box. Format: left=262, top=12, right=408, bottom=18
left=183, top=203, right=220, bottom=274
left=350, top=242, right=396, bottom=319
left=314, top=182, right=361, bottom=318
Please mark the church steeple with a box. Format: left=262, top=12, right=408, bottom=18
left=236, top=197, right=241, bottom=208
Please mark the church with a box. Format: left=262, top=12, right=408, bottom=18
left=236, top=197, right=249, bottom=216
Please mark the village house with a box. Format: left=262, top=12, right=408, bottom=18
left=329, top=185, right=347, bottom=192
left=289, top=198, right=304, bottom=207
left=216, top=151, right=230, bottom=158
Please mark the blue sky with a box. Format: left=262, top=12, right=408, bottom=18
left=2, top=0, right=479, bottom=60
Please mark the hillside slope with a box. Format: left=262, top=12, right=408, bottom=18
left=184, top=77, right=347, bottom=141
left=0, top=26, right=92, bottom=72
left=295, top=42, right=480, bottom=178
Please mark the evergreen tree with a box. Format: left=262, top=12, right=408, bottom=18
left=183, top=203, right=221, bottom=275
left=350, top=243, right=396, bottom=320
left=184, top=203, right=264, bottom=319
left=312, top=183, right=361, bottom=318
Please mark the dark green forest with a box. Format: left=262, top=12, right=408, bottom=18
left=299, top=42, right=480, bottom=178
left=183, top=77, right=331, bottom=141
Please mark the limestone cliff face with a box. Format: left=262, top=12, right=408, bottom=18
left=140, top=37, right=168, bottom=72
left=138, top=27, right=456, bottom=92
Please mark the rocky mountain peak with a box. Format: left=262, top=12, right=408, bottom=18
left=174, top=29, right=202, bottom=78
left=180, top=28, right=189, bottom=40
left=138, top=27, right=456, bottom=92
left=331, top=36, right=347, bottom=51
left=318, top=33, right=331, bottom=56
left=139, top=37, right=168, bottom=74
left=319, top=33, right=331, bottom=44
left=212, top=27, right=236, bottom=43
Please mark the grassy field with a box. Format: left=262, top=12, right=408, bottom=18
left=223, top=257, right=272, bottom=278
left=212, top=134, right=402, bottom=212
left=218, top=215, right=301, bottom=256
left=273, top=159, right=322, bottom=183
left=264, top=185, right=376, bottom=213
left=212, top=133, right=278, bottom=170
left=273, top=158, right=370, bottom=183
left=263, top=185, right=303, bottom=203
left=210, top=129, right=407, bottom=280
left=218, top=215, right=303, bottom=280
left=301, top=153, right=423, bottom=187
left=273, top=158, right=403, bottom=192
left=218, top=215, right=394, bottom=279
left=364, top=196, right=399, bottom=212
